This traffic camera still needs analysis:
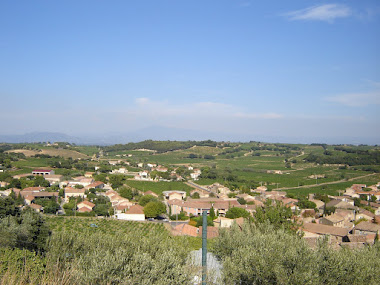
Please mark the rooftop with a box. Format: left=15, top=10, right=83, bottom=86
left=302, top=223, right=349, bottom=237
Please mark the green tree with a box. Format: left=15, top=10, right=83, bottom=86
left=93, top=204, right=111, bottom=216
left=254, top=201, right=296, bottom=232
left=15, top=193, right=25, bottom=205
left=41, top=199, right=60, bottom=214
left=209, top=206, right=216, bottom=219
left=237, top=197, right=247, bottom=205
left=109, top=174, right=125, bottom=189
left=119, top=186, right=134, bottom=200
left=195, top=215, right=214, bottom=227
left=139, top=195, right=158, bottom=206
left=143, top=201, right=166, bottom=218
left=324, top=206, right=336, bottom=215
left=212, top=223, right=380, bottom=285
left=169, top=211, right=189, bottom=221
left=33, top=175, right=50, bottom=187
left=0, top=208, right=50, bottom=252
left=150, top=170, right=158, bottom=180
left=0, top=197, right=19, bottom=218
left=93, top=173, right=108, bottom=183
left=314, top=193, right=330, bottom=204
left=9, top=179, right=21, bottom=189
left=225, top=207, right=250, bottom=219
left=297, top=199, right=317, bottom=209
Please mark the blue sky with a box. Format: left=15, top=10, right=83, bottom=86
left=0, top=0, right=379, bottom=143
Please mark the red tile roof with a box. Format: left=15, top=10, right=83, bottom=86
left=199, top=226, right=219, bottom=238
left=355, top=221, right=380, bottom=233
left=65, top=188, right=86, bottom=194
left=126, top=204, right=144, bottom=215
left=302, top=223, right=349, bottom=237
left=87, top=181, right=104, bottom=188
left=77, top=207, right=92, bottom=212
left=32, top=169, right=53, bottom=173
left=77, top=200, right=95, bottom=209
left=29, top=203, right=43, bottom=209
left=172, top=224, right=199, bottom=237
left=21, top=190, right=58, bottom=198
left=24, top=195, right=35, bottom=201
left=22, top=187, right=46, bottom=191
left=115, top=204, right=129, bottom=211
left=106, top=190, right=118, bottom=196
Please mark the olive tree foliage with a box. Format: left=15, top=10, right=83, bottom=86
left=212, top=222, right=380, bottom=285
left=0, top=207, right=51, bottom=253
left=254, top=200, right=297, bottom=233
left=225, top=207, right=250, bottom=219
left=45, top=230, right=194, bottom=285
left=0, top=196, right=19, bottom=218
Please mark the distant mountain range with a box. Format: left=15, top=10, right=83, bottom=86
left=0, top=132, right=83, bottom=144
left=0, top=128, right=378, bottom=145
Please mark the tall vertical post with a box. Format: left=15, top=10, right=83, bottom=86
left=202, top=210, right=207, bottom=285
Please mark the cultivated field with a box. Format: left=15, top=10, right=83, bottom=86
left=4, top=141, right=379, bottom=197
left=7, top=148, right=88, bottom=159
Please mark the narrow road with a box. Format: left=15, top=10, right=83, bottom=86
left=185, top=181, right=212, bottom=193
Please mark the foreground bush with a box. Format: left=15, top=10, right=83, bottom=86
left=1, top=228, right=196, bottom=285
left=0, top=208, right=50, bottom=253
left=212, top=222, right=380, bottom=285
left=46, top=230, right=193, bottom=284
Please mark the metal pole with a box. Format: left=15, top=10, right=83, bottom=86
left=202, top=210, right=207, bottom=285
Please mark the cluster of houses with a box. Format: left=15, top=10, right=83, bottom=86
left=1, top=167, right=380, bottom=247
left=164, top=182, right=380, bottom=247
left=133, top=164, right=201, bottom=181
left=103, top=160, right=202, bottom=181
left=0, top=169, right=108, bottom=214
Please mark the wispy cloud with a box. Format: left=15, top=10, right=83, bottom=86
left=325, top=91, right=380, bottom=107
left=285, top=4, right=352, bottom=23
left=135, top=97, right=150, bottom=105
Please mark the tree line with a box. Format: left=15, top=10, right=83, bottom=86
left=103, top=139, right=219, bottom=154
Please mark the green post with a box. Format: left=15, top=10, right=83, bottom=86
left=202, top=210, right=207, bottom=285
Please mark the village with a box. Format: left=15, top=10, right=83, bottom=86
left=1, top=160, right=380, bottom=249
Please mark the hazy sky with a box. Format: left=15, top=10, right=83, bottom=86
left=1, top=1, right=379, bottom=143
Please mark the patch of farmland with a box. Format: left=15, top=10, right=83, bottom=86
left=8, top=148, right=88, bottom=159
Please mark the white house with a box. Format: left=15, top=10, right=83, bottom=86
left=115, top=205, right=145, bottom=221
left=190, top=169, right=202, bottom=180
left=32, top=169, right=55, bottom=176
left=64, top=187, right=86, bottom=202
left=134, top=171, right=151, bottom=181
left=163, top=191, right=187, bottom=200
